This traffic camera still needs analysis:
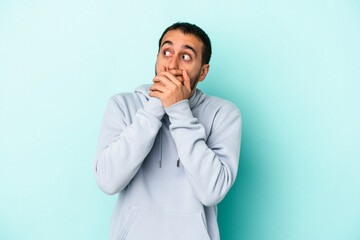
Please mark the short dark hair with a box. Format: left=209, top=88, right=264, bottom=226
left=158, top=22, right=212, bottom=65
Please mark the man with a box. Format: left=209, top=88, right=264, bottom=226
left=93, top=22, right=242, bottom=240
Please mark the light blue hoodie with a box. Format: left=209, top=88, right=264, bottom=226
left=93, top=84, right=242, bottom=240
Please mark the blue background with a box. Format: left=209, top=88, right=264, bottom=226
left=1, top=0, right=359, bottom=239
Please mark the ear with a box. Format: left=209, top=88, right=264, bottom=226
left=198, top=64, right=210, bottom=82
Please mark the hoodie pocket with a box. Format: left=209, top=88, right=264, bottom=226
left=119, top=207, right=210, bottom=240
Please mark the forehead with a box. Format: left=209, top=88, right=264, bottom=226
left=161, top=30, right=203, bottom=51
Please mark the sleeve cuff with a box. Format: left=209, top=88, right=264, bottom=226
left=164, top=100, right=194, bottom=122
left=143, top=97, right=165, bottom=120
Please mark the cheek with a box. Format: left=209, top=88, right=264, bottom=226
left=155, top=59, right=162, bottom=74
left=185, top=68, right=197, bottom=80
left=155, top=55, right=168, bottom=68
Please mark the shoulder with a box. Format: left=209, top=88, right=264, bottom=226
left=202, top=93, right=242, bottom=132
left=200, top=93, right=242, bottom=146
left=202, top=93, right=241, bottom=117
left=104, top=88, right=145, bottom=118
left=109, top=85, right=147, bottom=108
left=110, top=92, right=137, bottom=104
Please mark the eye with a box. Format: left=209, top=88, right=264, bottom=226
left=182, top=54, right=191, bottom=61
left=163, top=50, right=171, bottom=57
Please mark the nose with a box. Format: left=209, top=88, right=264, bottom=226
left=168, top=56, right=179, bottom=70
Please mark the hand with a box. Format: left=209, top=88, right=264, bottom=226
left=149, top=67, right=192, bottom=108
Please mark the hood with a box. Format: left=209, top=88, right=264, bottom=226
left=135, top=83, right=206, bottom=109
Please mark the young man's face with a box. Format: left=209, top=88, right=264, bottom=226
left=155, top=29, right=209, bottom=91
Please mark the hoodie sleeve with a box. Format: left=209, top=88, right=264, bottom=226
left=164, top=99, right=242, bottom=207
left=93, top=95, right=165, bottom=195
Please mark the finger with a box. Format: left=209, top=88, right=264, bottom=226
left=153, top=66, right=167, bottom=85
left=149, top=90, right=162, bottom=99
left=149, top=82, right=168, bottom=93
left=182, top=69, right=191, bottom=92
left=168, top=69, right=184, bottom=82
left=168, top=69, right=183, bottom=76
left=153, top=74, right=177, bottom=89
left=158, top=71, right=182, bottom=87
left=152, top=80, right=165, bottom=87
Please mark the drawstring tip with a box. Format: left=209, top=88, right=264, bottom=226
left=159, top=161, right=162, bottom=168
left=177, top=159, right=180, bottom=167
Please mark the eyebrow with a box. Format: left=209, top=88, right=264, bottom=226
left=161, top=40, right=197, bottom=57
